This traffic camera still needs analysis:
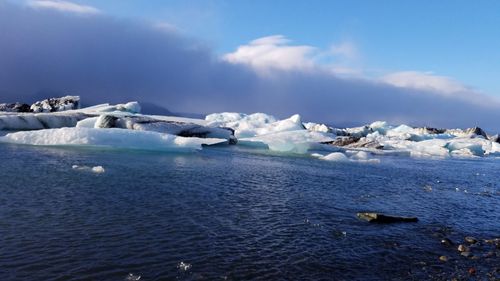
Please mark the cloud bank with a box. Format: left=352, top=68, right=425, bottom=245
left=27, top=0, right=101, bottom=15
left=1, top=2, right=500, bottom=131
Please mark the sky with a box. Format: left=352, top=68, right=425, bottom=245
left=1, top=0, right=500, bottom=130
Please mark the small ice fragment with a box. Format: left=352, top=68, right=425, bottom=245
left=125, top=273, right=141, bottom=281
left=178, top=261, right=191, bottom=271
left=91, top=166, right=105, bottom=173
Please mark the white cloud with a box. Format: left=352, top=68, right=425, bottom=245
left=224, top=35, right=497, bottom=108
left=223, top=35, right=364, bottom=77
left=381, top=71, right=470, bottom=95
left=223, top=35, right=317, bottom=73
left=330, top=41, right=358, bottom=60
left=27, top=0, right=101, bottom=15
left=153, top=21, right=179, bottom=33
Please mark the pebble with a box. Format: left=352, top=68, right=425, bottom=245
left=439, top=255, right=448, bottom=262
left=457, top=244, right=468, bottom=252
left=461, top=251, right=471, bottom=257
left=465, top=236, right=478, bottom=244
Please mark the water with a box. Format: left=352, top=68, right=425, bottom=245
left=0, top=144, right=498, bottom=280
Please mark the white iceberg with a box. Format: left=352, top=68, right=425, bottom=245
left=205, top=112, right=304, bottom=138
left=239, top=130, right=334, bottom=154
left=0, top=127, right=226, bottom=151
left=312, top=151, right=380, bottom=163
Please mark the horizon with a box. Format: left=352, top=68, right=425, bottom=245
left=1, top=0, right=500, bottom=130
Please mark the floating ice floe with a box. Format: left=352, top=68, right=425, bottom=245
left=205, top=112, right=304, bottom=138
left=72, top=165, right=105, bottom=173
left=312, top=151, right=380, bottom=164
left=240, top=130, right=334, bottom=154
left=0, top=127, right=226, bottom=151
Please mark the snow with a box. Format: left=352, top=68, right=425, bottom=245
left=0, top=127, right=226, bottom=151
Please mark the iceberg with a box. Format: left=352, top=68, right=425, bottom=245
left=239, top=130, right=335, bottom=154
left=0, top=127, right=226, bottom=151
left=3, top=96, right=500, bottom=160
left=312, top=151, right=380, bottom=163
left=205, top=112, right=304, bottom=138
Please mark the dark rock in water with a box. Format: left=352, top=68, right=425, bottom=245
left=0, top=102, right=31, bottom=112
left=464, top=127, right=488, bottom=138
left=356, top=212, right=418, bottom=223
left=30, top=96, right=80, bottom=113
left=465, top=236, right=478, bottom=244
left=439, top=255, right=448, bottom=262
left=461, top=251, right=472, bottom=258
left=457, top=244, right=469, bottom=252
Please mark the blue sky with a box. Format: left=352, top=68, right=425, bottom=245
left=3, top=0, right=500, bottom=130
left=75, top=0, right=500, bottom=95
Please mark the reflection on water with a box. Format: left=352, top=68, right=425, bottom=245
left=0, top=144, right=498, bottom=280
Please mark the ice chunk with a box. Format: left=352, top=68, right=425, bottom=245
left=72, top=165, right=106, bottom=173
left=76, top=117, right=98, bottom=128
left=321, top=152, right=350, bottom=162
left=315, top=151, right=380, bottom=163
left=86, top=101, right=142, bottom=114
left=0, top=127, right=226, bottom=151
left=369, top=121, right=390, bottom=134
left=239, top=130, right=334, bottom=154
left=0, top=112, right=86, bottom=130
left=303, top=122, right=332, bottom=133
left=206, top=112, right=305, bottom=138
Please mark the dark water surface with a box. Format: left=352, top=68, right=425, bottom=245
left=0, top=144, right=498, bottom=280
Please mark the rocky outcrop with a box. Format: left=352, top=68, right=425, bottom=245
left=30, top=96, right=80, bottom=113
left=0, top=103, right=31, bottom=113
left=464, top=127, right=488, bottom=138
left=322, top=136, right=383, bottom=149
left=422, top=127, right=446, bottom=134
left=1, top=96, right=80, bottom=113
